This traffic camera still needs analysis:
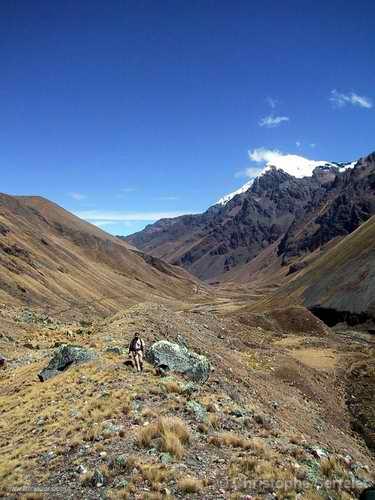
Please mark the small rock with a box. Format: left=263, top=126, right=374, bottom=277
left=160, top=452, right=173, bottom=464
left=116, top=479, right=129, bottom=488
left=102, top=420, right=123, bottom=434
left=36, top=416, right=46, bottom=426
left=114, top=455, right=127, bottom=468
left=186, top=400, right=208, bottom=422
left=77, top=464, right=87, bottom=474
left=182, top=382, right=199, bottom=395
left=91, top=468, right=106, bottom=487
left=311, top=446, right=328, bottom=459
left=42, top=451, right=55, bottom=462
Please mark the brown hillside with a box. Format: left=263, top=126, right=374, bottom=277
left=0, top=193, right=208, bottom=318
left=253, top=215, right=375, bottom=321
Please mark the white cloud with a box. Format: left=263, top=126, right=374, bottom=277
left=296, top=141, right=301, bottom=148
left=75, top=210, right=192, bottom=224
left=121, top=187, right=136, bottom=193
left=259, top=115, right=290, bottom=128
left=247, top=148, right=331, bottom=178
left=266, top=97, right=278, bottom=109
left=329, top=90, right=373, bottom=109
left=68, top=192, right=87, bottom=201
left=310, top=143, right=316, bottom=148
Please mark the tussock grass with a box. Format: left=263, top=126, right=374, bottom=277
left=177, top=476, right=203, bottom=493
left=136, top=417, right=190, bottom=458
left=208, top=432, right=251, bottom=449
left=320, top=456, right=345, bottom=478
left=140, top=463, right=175, bottom=489
left=161, top=379, right=183, bottom=394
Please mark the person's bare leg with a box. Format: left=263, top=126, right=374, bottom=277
left=135, top=353, right=141, bottom=372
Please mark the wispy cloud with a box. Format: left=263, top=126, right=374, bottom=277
left=68, top=192, right=87, bottom=201
left=249, top=148, right=284, bottom=163
left=75, top=210, right=192, bottom=224
left=121, top=187, right=136, bottom=193
left=259, top=115, right=290, bottom=128
left=296, top=141, right=301, bottom=148
left=329, top=90, right=373, bottom=109
left=310, top=143, right=316, bottom=148
left=266, top=97, right=278, bottom=109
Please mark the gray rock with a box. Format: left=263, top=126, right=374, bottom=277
left=36, top=416, right=46, bottom=426
left=102, top=420, right=123, bottom=434
left=77, top=464, right=87, bottom=474
left=186, top=400, right=208, bottom=422
left=42, top=451, right=55, bottom=462
left=182, top=382, right=199, bottom=395
left=91, top=468, right=107, bottom=487
left=114, top=455, right=127, bottom=468
left=0, top=354, right=7, bottom=368
left=38, top=345, right=96, bottom=382
left=145, top=340, right=210, bottom=383
left=160, top=452, right=173, bottom=464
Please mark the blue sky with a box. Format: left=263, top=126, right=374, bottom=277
left=1, top=0, right=374, bottom=235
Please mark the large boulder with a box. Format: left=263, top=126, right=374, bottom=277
left=145, top=340, right=210, bottom=383
left=38, top=345, right=96, bottom=382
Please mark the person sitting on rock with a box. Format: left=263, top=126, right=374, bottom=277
left=128, top=333, right=145, bottom=372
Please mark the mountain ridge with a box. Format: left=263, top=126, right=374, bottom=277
left=0, top=193, right=207, bottom=318
left=125, top=151, right=375, bottom=283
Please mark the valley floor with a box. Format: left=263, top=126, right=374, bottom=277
left=0, top=301, right=374, bottom=499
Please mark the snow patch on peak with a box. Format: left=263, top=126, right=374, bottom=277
left=216, top=151, right=358, bottom=207
left=262, top=154, right=333, bottom=178
left=216, top=179, right=253, bottom=206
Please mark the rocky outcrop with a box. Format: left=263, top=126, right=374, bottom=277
left=38, top=345, right=96, bottom=381
left=145, top=340, right=210, bottom=383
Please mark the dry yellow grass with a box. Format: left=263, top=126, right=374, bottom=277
left=208, top=432, right=251, bottom=449
left=177, top=476, right=203, bottom=493
left=136, top=417, right=190, bottom=458
left=161, top=379, right=183, bottom=394
left=140, top=463, right=175, bottom=490
left=320, top=456, right=345, bottom=478
left=0, top=359, right=137, bottom=488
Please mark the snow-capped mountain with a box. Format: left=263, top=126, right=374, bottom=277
left=126, top=151, right=374, bottom=282
left=217, top=154, right=358, bottom=206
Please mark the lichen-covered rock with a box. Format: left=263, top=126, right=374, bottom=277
left=38, top=345, right=96, bottom=382
left=145, top=340, right=210, bottom=383
left=186, top=400, right=208, bottom=422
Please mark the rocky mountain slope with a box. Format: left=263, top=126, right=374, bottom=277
left=125, top=152, right=375, bottom=283
left=1, top=302, right=374, bottom=498
left=0, top=194, right=207, bottom=318
left=258, top=214, right=375, bottom=326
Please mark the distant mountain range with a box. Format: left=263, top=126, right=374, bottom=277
left=125, top=151, right=375, bottom=283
